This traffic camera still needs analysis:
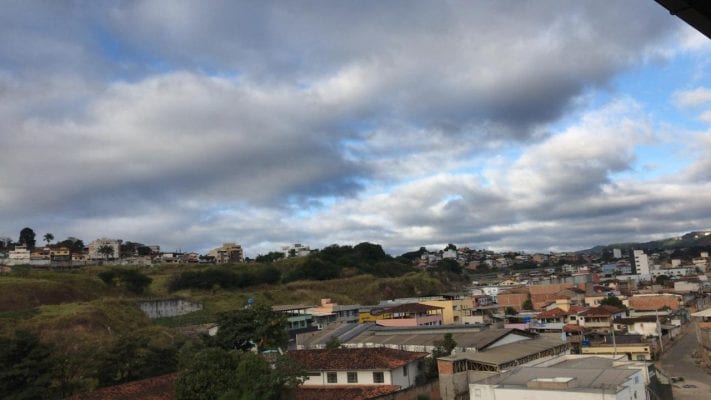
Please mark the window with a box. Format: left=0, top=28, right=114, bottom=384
left=373, top=372, right=384, bottom=383
left=403, top=365, right=408, bottom=376
left=347, top=372, right=358, bottom=383
left=327, top=372, right=337, bottom=383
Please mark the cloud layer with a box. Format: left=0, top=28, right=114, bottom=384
left=0, top=1, right=709, bottom=255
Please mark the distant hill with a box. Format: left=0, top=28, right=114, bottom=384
left=579, top=230, right=711, bottom=254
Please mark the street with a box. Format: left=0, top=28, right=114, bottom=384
left=656, top=322, right=711, bottom=400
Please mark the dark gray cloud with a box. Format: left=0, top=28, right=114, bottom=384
left=0, top=1, right=705, bottom=255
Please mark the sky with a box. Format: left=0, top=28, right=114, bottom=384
left=1, top=1, right=711, bottom=257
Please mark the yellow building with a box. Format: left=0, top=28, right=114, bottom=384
left=581, top=343, right=654, bottom=361
left=420, top=297, right=475, bottom=325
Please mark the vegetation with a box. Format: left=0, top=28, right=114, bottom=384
left=98, top=268, right=153, bottom=294
left=97, top=244, right=115, bottom=260
left=176, top=305, right=305, bottom=400
left=167, top=265, right=280, bottom=292
left=0, top=330, right=58, bottom=399
left=19, top=227, right=36, bottom=249
left=0, top=240, right=467, bottom=397
left=600, top=295, right=625, bottom=309
left=207, top=304, right=288, bottom=352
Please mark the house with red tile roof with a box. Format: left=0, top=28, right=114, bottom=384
left=577, top=305, right=626, bottom=333
left=288, top=348, right=428, bottom=390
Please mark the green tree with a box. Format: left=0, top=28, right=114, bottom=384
left=18, top=227, right=36, bottom=249
left=210, top=304, right=288, bottom=352
left=177, top=349, right=304, bottom=400
left=176, top=347, right=240, bottom=400
left=0, top=331, right=58, bottom=400
left=43, top=233, right=54, bottom=245
left=97, top=268, right=152, bottom=294
left=96, top=335, right=177, bottom=387
left=435, top=259, right=463, bottom=274
left=600, top=295, right=625, bottom=309
left=433, top=333, right=457, bottom=357
left=522, top=297, right=534, bottom=311
left=505, top=306, right=518, bottom=316
left=98, top=245, right=115, bottom=260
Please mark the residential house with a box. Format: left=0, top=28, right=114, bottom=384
left=691, top=307, right=711, bottom=367
left=273, top=304, right=317, bottom=338
left=627, top=294, right=681, bottom=317
left=307, top=298, right=360, bottom=329
left=7, top=245, right=30, bottom=265
left=576, top=305, right=626, bottom=333
left=288, top=348, right=428, bottom=389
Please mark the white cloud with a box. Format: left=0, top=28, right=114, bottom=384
left=673, top=87, right=711, bottom=108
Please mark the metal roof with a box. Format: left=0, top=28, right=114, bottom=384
left=441, top=336, right=566, bottom=365
left=472, top=366, right=637, bottom=390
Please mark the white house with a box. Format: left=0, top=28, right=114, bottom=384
left=7, top=245, right=31, bottom=265
left=287, top=348, right=428, bottom=389
left=469, top=365, right=645, bottom=400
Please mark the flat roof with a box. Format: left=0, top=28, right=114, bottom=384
left=473, top=366, right=637, bottom=391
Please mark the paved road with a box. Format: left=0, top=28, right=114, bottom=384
left=656, top=322, right=711, bottom=400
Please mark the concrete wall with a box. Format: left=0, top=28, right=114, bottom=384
left=139, top=299, right=202, bottom=318
left=378, top=381, right=441, bottom=400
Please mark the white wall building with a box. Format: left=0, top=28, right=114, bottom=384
left=88, top=238, right=122, bottom=260
left=6, top=245, right=31, bottom=265
left=633, top=250, right=650, bottom=279
left=469, top=365, right=645, bottom=400
left=288, top=348, right=427, bottom=390
left=282, top=243, right=311, bottom=257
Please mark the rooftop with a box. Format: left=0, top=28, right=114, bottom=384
left=472, top=366, right=637, bottom=392
left=440, top=336, right=567, bottom=366
left=288, top=348, right=428, bottom=370
left=578, top=305, right=624, bottom=317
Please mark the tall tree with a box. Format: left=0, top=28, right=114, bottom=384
left=98, top=245, right=115, bottom=260
left=43, top=233, right=54, bottom=245
left=18, top=227, right=36, bottom=249
left=210, top=304, right=288, bottom=352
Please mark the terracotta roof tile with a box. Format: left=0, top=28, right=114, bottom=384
left=578, top=305, right=624, bottom=317
left=295, top=385, right=401, bottom=400
left=67, top=374, right=176, bottom=400
left=288, top=348, right=428, bottom=370
left=628, top=296, right=680, bottom=311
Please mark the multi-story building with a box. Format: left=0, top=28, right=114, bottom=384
left=88, top=238, right=122, bottom=260
left=208, top=243, right=244, bottom=263
left=632, top=250, right=650, bottom=279
left=281, top=243, right=311, bottom=257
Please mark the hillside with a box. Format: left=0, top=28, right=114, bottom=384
left=580, top=230, right=711, bottom=254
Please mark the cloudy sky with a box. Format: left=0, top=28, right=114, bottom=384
left=1, top=1, right=710, bottom=256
